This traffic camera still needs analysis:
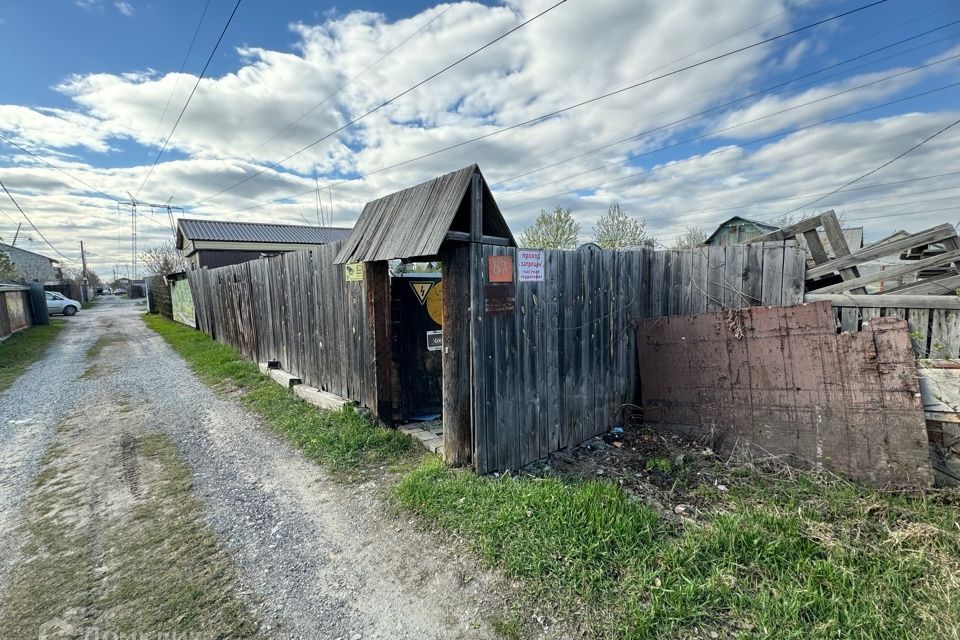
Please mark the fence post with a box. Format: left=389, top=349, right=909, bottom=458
left=441, top=242, right=472, bottom=467
left=365, top=260, right=395, bottom=425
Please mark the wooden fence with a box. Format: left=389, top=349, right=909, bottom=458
left=462, top=242, right=805, bottom=473
left=184, top=238, right=804, bottom=473
left=186, top=241, right=379, bottom=409
left=0, top=286, right=32, bottom=340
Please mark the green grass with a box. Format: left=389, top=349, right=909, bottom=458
left=145, top=313, right=960, bottom=639
left=0, top=320, right=65, bottom=391
left=144, top=313, right=415, bottom=470
left=0, top=425, right=260, bottom=638
left=81, top=297, right=97, bottom=310
left=395, top=459, right=960, bottom=639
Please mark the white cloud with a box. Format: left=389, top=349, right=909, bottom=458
left=1, top=0, right=957, bottom=276
left=114, top=1, right=134, bottom=17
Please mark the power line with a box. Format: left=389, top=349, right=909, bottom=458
left=248, top=4, right=454, bottom=157
left=142, top=0, right=213, bottom=153
left=491, top=24, right=960, bottom=188
left=775, top=116, right=960, bottom=219
left=0, top=178, right=71, bottom=260
left=504, top=52, right=960, bottom=198
left=602, top=172, right=960, bottom=231
left=499, top=81, right=960, bottom=211
left=0, top=134, right=119, bottom=202
left=196, top=0, right=891, bottom=212
left=192, top=0, right=573, bottom=206
left=135, top=0, right=244, bottom=198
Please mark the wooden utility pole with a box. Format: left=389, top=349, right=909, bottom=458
left=80, top=241, right=89, bottom=303
left=441, top=171, right=485, bottom=467
left=11, top=222, right=20, bottom=246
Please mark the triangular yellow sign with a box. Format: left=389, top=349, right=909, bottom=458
left=410, top=281, right=432, bottom=305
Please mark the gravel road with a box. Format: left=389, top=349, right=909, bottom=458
left=2, top=296, right=532, bottom=639
left=0, top=301, right=106, bottom=601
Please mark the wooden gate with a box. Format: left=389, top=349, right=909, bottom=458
left=391, top=275, right=443, bottom=421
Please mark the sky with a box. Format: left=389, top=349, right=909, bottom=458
left=0, top=0, right=958, bottom=278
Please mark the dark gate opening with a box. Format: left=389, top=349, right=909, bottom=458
left=391, top=273, right=443, bottom=421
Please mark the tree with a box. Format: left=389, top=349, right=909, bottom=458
left=519, top=206, right=580, bottom=250
left=0, top=252, right=16, bottom=282
left=140, top=241, right=186, bottom=277
left=593, top=203, right=651, bottom=250
left=671, top=225, right=707, bottom=249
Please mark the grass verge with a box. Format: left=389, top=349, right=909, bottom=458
left=395, top=459, right=960, bottom=639
left=145, top=313, right=960, bottom=639
left=144, top=313, right=415, bottom=470
left=0, top=320, right=65, bottom=391
left=0, top=422, right=259, bottom=638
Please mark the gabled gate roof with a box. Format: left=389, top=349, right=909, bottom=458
left=334, top=164, right=515, bottom=264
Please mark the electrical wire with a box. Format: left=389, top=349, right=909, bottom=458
left=499, top=81, right=960, bottom=211
left=504, top=52, right=960, bottom=198
left=192, top=0, right=888, bottom=206
left=0, top=178, right=71, bottom=259
left=135, top=0, right=244, bottom=198
left=142, top=0, right=213, bottom=154
left=224, top=22, right=959, bottom=216
left=0, top=134, right=119, bottom=202
left=192, top=0, right=572, bottom=205
left=773, top=117, right=960, bottom=219
left=491, top=24, right=960, bottom=188
left=248, top=4, right=455, bottom=156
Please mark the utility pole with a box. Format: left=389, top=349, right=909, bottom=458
left=11, top=222, right=20, bottom=246
left=117, top=194, right=184, bottom=279
left=79, top=241, right=89, bottom=303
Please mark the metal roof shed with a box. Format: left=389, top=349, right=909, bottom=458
left=334, top=164, right=515, bottom=264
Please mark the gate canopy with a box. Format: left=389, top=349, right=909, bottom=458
left=334, top=164, right=515, bottom=264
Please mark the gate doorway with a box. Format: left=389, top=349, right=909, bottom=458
left=391, top=273, right=443, bottom=421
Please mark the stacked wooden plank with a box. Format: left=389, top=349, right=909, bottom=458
left=746, top=211, right=960, bottom=359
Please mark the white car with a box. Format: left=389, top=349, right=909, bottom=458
left=45, top=291, right=81, bottom=316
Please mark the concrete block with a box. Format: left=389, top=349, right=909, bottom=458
left=258, top=362, right=270, bottom=375
left=293, top=385, right=349, bottom=411
left=269, top=368, right=301, bottom=389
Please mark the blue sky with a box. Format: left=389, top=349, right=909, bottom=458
left=0, top=0, right=958, bottom=275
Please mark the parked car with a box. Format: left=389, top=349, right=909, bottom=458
left=45, top=291, right=81, bottom=316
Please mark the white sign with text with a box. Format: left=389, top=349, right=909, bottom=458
left=517, top=249, right=545, bottom=282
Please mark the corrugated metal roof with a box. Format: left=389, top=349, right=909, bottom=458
left=335, top=164, right=515, bottom=264
left=176, top=218, right=352, bottom=247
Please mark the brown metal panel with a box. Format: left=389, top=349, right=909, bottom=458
left=635, top=301, right=932, bottom=486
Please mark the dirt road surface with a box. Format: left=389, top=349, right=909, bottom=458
left=0, top=297, right=523, bottom=639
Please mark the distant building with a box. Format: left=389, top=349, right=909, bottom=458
left=0, top=242, right=62, bottom=284
left=704, top=216, right=864, bottom=258
left=175, top=218, right=352, bottom=270
left=703, top=216, right=778, bottom=245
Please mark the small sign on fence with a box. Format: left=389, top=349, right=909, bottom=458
left=484, top=284, right=516, bottom=315
left=488, top=255, right=513, bottom=283
left=410, top=281, right=432, bottom=304
left=426, top=330, right=443, bottom=351
left=517, top=249, right=544, bottom=282
left=344, top=263, right=364, bottom=282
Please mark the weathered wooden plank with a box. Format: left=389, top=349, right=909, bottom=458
left=760, top=241, right=785, bottom=306
left=748, top=213, right=825, bottom=243
left=441, top=243, right=472, bottom=466
left=803, top=229, right=830, bottom=264
left=813, top=249, right=960, bottom=294
left=807, top=224, right=958, bottom=278
left=781, top=243, right=806, bottom=305
left=805, top=293, right=960, bottom=309
left=930, top=309, right=960, bottom=359
left=742, top=242, right=763, bottom=306
left=907, top=308, right=930, bottom=357
left=723, top=244, right=745, bottom=308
